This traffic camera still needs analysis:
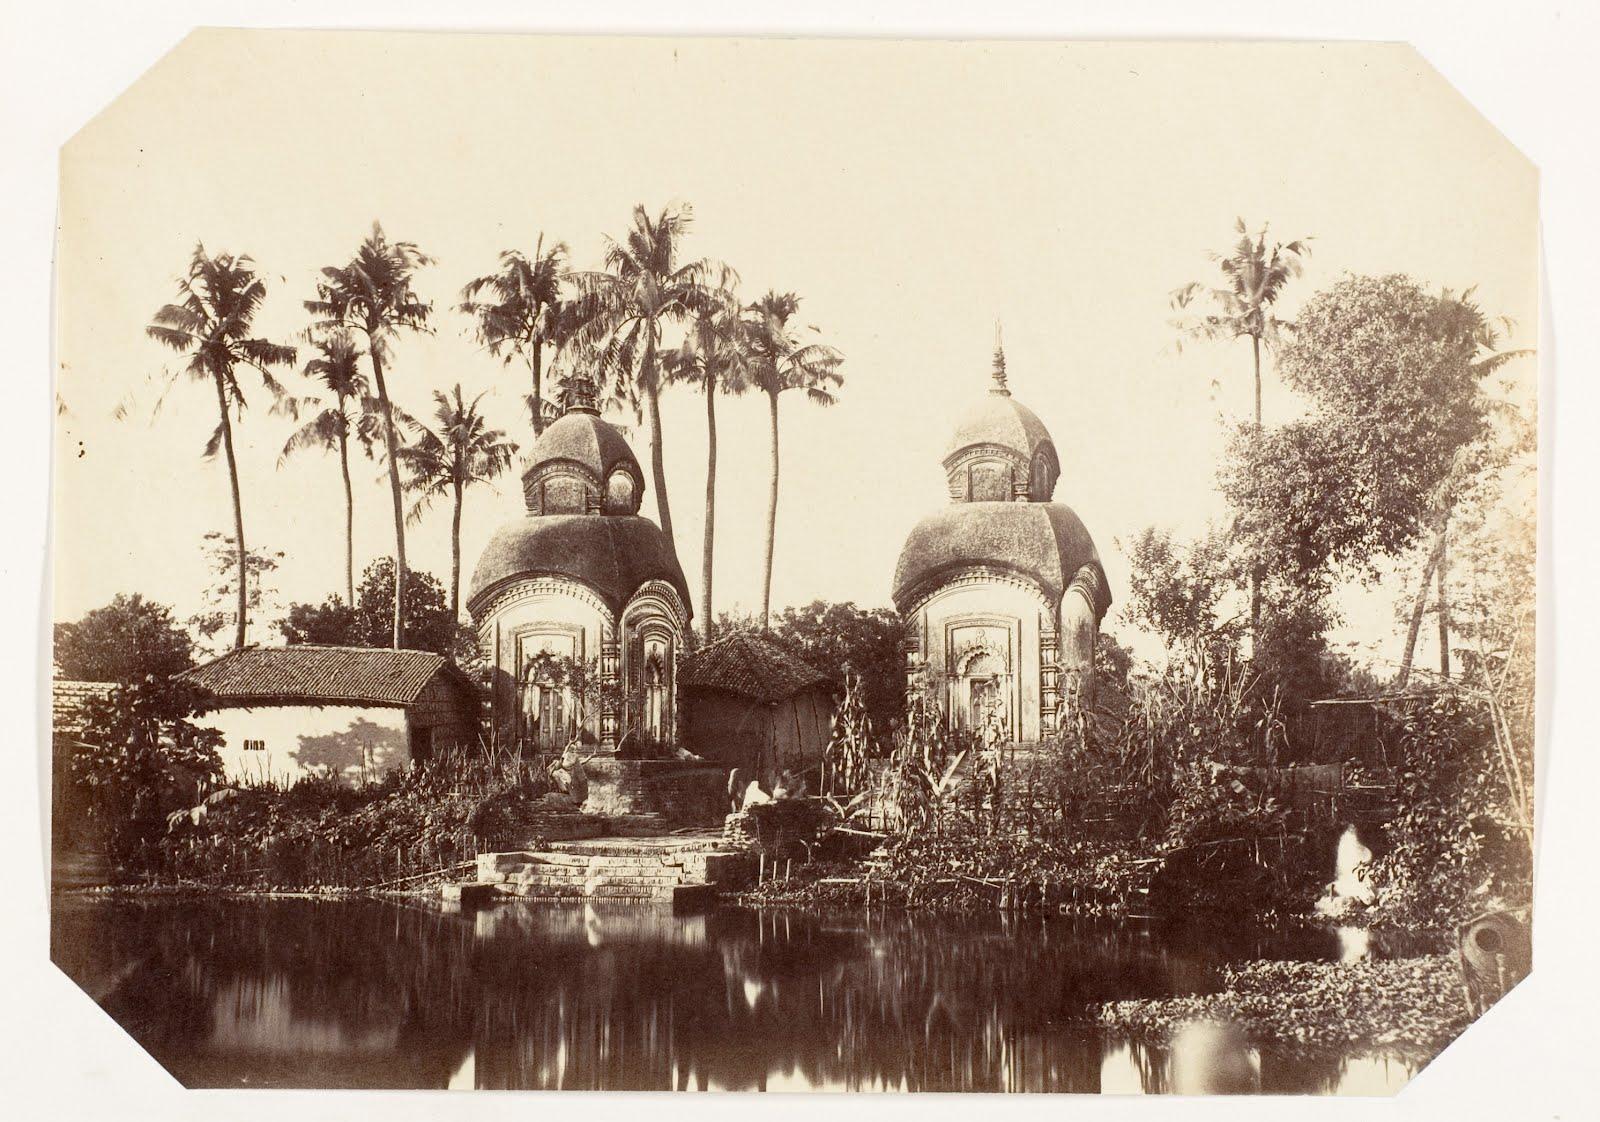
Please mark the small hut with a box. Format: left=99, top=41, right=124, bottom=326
left=177, top=646, right=480, bottom=786
left=678, top=632, right=835, bottom=785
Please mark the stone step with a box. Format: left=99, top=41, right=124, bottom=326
left=497, top=858, right=688, bottom=877
left=506, top=882, right=681, bottom=901
left=538, top=852, right=685, bottom=869
left=547, top=839, right=729, bottom=857
left=441, top=881, right=500, bottom=907
left=510, top=872, right=685, bottom=889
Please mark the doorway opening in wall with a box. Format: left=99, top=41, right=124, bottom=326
left=520, top=669, right=570, bottom=752
left=957, top=651, right=1010, bottom=738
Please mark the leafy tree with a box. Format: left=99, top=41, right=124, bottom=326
left=1264, top=276, right=1523, bottom=685
left=1171, top=219, right=1311, bottom=635
left=145, top=245, right=297, bottom=650
left=290, top=717, right=409, bottom=783
left=718, top=600, right=907, bottom=733
left=68, top=678, right=224, bottom=863
left=54, top=594, right=195, bottom=684
left=189, top=533, right=284, bottom=654
left=572, top=203, right=727, bottom=552
left=279, top=330, right=375, bottom=606
left=278, top=598, right=360, bottom=646
left=396, top=385, right=518, bottom=618
left=661, top=285, right=749, bottom=640
left=459, top=233, right=569, bottom=434
left=279, top=558, right=459, bottom=655
left=1121, top=526, right=1242, bottom=674
left=306, top=222, right=435, bottom=648
left=744, top=291, right=844, bottom=628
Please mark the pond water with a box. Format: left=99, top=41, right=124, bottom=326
left=52, top=896, right=1415, bottom=1093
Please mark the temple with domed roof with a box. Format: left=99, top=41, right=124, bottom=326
left=892, top=335, right=1111, bottom=742
left=467, top=375, right=692, bottom=754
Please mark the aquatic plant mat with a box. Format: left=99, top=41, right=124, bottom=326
left=1097, top=957, right=1470, bottom=1065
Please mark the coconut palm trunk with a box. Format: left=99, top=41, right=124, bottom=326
left=702, top=379, right=718, bottom=642
left=370, top=347, right=407, bottom=648
left=643, top=339, right=675, bottom=543
left=336, top=416, right=355, bottom=606
left=450, top=477, right=464, bottom=620
left=212, top=373, right=248, bottom=650
left=530, top=340, right=545, bottom=436
left=761, top=388, right=781, bottom=630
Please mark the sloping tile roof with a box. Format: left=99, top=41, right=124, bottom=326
left=52, top=679, right=116, bottom=733
left=176, top=646, right=456, bottom=707
left=678, top=632, right=830, bottom=704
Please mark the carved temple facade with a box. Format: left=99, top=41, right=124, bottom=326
left=466, top=377, right=692, bottom=754
left=892, top=339, right=1112, bottom=742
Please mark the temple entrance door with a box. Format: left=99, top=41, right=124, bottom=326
left=968, top=676, right=1000, bottom=729
left=956, top=651, right=1008, bottom=734
left=520, top=675, right=569, bottom=752
left=538, top=685, right=566, bottom=750
left=642, top=663, right=666, bottom=746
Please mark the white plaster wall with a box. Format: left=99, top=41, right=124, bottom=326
left=199, top=705, right=410, bottom=787
left=910, top=578, right=1052, bottom=742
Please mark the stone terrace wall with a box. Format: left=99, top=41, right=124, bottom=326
left=582, top=759, right=730, bottom=825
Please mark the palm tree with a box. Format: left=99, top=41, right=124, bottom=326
left=572, top=203, right=726, bottom=552
left=306, top=223, right=434, bottom=648
left=661, top=285, right=749, bottom=641
left=278, top=331, right=374, bottom=607
left=146, top=245, right=296, bottom=650
left=1171, top=218, right=1312, bottom=428
left=459, top=234, right=569, bottom=435
left=396, top=385, right=518, bottom=619
left=1171, top=218, right=1311, bottom=637
left=745, top=291, right=844, bottom=630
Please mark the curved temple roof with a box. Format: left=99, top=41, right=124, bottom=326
left=892, top=501, right=1111, bottom=619
left=467, top=513, right=691, bottom=616
left=942, top=392, right=1057, bottom=471
left=521, top=410, right=643, bottom=500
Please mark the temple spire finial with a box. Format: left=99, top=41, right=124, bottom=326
left=561, top=371, right=600, bottom=416
left=991, top=321, right=1009, bottom=395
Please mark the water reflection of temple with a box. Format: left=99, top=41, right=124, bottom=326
left=53, top=897, right=1419, bottom=1094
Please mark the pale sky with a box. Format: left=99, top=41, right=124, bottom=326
left=53, top=32, right=1538, bottom=663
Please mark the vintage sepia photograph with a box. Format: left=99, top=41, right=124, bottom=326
left=43, top=30, right=1539, bottom=1095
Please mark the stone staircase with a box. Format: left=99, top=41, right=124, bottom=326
left=444, top=836, right=750, bottom=908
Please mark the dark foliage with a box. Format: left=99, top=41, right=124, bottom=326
left=54, top=593, right=195, bottom=683
left=65, top=677, right=225, bottom=865
left=279, top=557, right=460, bottom=655
left=718, top=600, right=909, bottom=732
